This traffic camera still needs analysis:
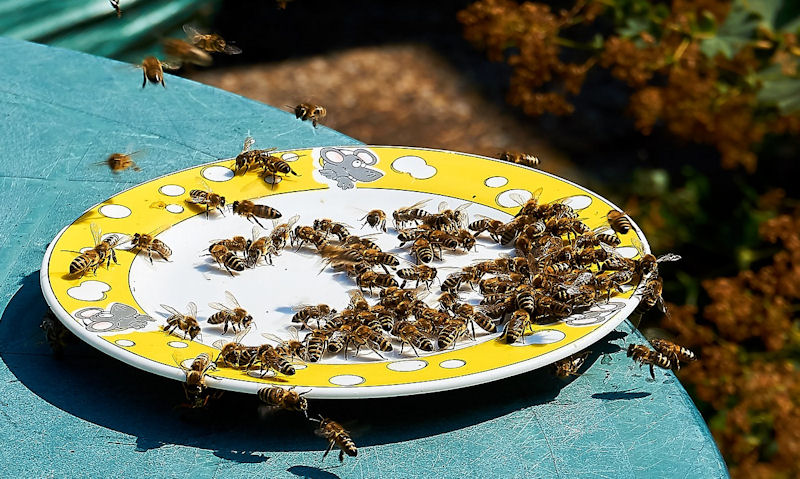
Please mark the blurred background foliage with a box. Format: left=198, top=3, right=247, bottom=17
left=2, top=0, right=800, bottom=476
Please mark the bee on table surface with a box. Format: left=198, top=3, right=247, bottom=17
left=421, top=202, right=470, bottom=232
left=258, top=386, right=309, bottom=417
left=268, top=215, right=300, bottom=252
left=303, top=327, right=333, bottom=362
left=344, top=324, right=393, bottom=359
left=468, top=214, right=505, bottom=241
left=318, top=244, right=364, bottom=270
left=214, top=326, right=258, bottom=369
left=210, top=236, right=248, bottom=257
left=355, top=271, right=398, bottom=295
left=437, top=317, right=471, bottom=349
left=360, top=209, right=387, bottom=232
left=162, top=302, right=201, bottom=341
left=67, top=223, right=124, bottom=277
left=138, top=56, right=179, bottom=88
left=187, top=182, right=227, bottom=218
left=392, top=320, right=434, bottom=355
left=205, top=244, right=246, bottom=276
left=176, top=352, right=217, bottom=408
left=292, top=225, right=327, bottom=250
left=313, top=219, right=351, bottom=242
left=292, top=103, right=327, bottom=127
left=361, top=248, right=399, bottom=273
left=183, top=25, right=242, bottom=55
left=454, top=303, right=497, bottom=333
left=553, top=351, right=590, bottom=378
left=627, top=344, right=672, bottom=379
left=499, top=151, right=540, bottom=168
left=161, top=38, right=212, bottom=67
left=410, top=237, right=439, bottom=264
left=504, top=309, right=532, bottom=344
left=262, top=327, right=306, bottom=361
left=231, top=200, right=282, bottom=228
left=252, top=343, right=296, bottom=377
left=208, top=291, right=253, bottom=334
left=393, top=199, right=431, bottom=228
left=397, top=264, right=437, bottom=289
left=97, top=152, right=141, bottom=174
left=129, top=230, right=172, bottom=263
left=233, top=137, right=268, bottom=174
left=246, top=226, right=276, bottom=267
left=292, top=304, right=336, bottom=328
left=607, top=210, right=632, bottom=235
left=313, top=416, right=357, bottom=462
left=512, top=188, right=545, bottom=218
left=259, top=152, right=299, bottom=186
left=41, top=310, right=71, bottom=357
left=109, top=0, right=121, bottom=17
left=649, top=338, right=697, bottom=370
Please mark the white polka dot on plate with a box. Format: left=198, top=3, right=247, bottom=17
left=559, top=195, right=592, bottom=210
left=510, top=329, right=566, bottom=346
left=202, top=166, right=234, bottom=182
left=484, top=176, right=508, bottom=188
left=248, top=370, right=274, bottom=378
left=329, top=374, right=365, bottom=386
left=439, top=359, right=466, bottom=369
left=159, top=185, right=185, bottom=196
left=263, top=176, right=282, bottom=185
left=615, top=246, right=639, bottom=258
left=281, top=153, right=299, bottom=162
left=292, top=364, right=307, bottom=370
left=115, top=339, right=135, bottom=347
left=496, top=189, right=531, bottom=208
left=166, top=204, right=184, bottom=214
left=386, top=360, right=427, bottom=372
left=99, top=204, right=131, bottom=219
left=167, top=341, right=188, bottom=348
left=91, top=321, right=113, bottom=331
left=67, top=280, right=110, bottom=302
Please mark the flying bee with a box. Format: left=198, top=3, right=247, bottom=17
left=630, top=276, right=665, bottom=327
left=607, top=210, right=632, bottom=235
left=499, top=151, right=540, bottom=168
left=504, top=309, right=532, bottom=344
left=650, top=339, right=697, bottom=370
left=176, top=352, right=216, bottom=408
left=231, top=200, right=282, bottom=227
left=183, top=24, right=242, bottom=54
left=252, top=344, right=296, bottom=377
left=392, top=320, right=434, bottom=355
left=130, top=231, right=172, bottom=263
left=554, top=351, right=590, bottom=378
left=137, top=56, right=179, bottom=88
left=292, top=304, right=336, bottom=328
left=162, top=302, right=201, bottom=341
left=257, top=386, right=309, bottom=417
left=161, top=38, right=213, bottom=67
left=262, top=327, right=305, bottom=361
left=187, top=182, right=227, bottom=218
left=67, top=223, right=124, bottom=277
left=397, top=264, right=437, bottom=289
left=312, top=416, right=357, bottom=462
left=632, top=238, right=682, bottom=278
left=208, top=291, right=253, bottom=334
left=627, top=344, right=672, bottom=379
left=360, top=209, right=387, bottom=232
left=109, top=0, right=121, bottom=17
left=292, top=103, right=327, bottom=127
left=97, top=152, right=141, bottom=173
left=205, top=244, right=246, bottom=275
left=393, top=199, right=431, bottom=228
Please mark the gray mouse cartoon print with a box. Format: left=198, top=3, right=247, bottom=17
left=74, top=303, right=155, bottom=333
left=318, top=147, right=384, bottom=190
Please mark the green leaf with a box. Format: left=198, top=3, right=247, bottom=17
left=740, top=0, right=783, bottom=30
left=700, top=4, right=760, bottom=58
left=618, top=16, right=651, bottom=39
left=757, top=74, right=800, bottom=113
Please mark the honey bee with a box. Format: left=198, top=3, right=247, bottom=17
left=650, top=339, right=697, bottom=370
left=187, top=183, right=227, bottom=218
left=627, top=344, right=673, bottom=379
left=499, top=151, right=540, bottom=168
left=468, top=214, right=505, bottom=241
left=397, top=264, right=437, bottom=289
left=176, top=352, right=216, bottom=408
left=109, top=0, right=121, bottom=17
left=205, top=244, right=247, bottom=275
left=346, top=324, right=393, bottom=358
left=319, top=244, right=364, bottom=269
left=245, top=226, right=276, bottom=267
left=454, top=303, right=497, bottom=333
left=98, top=152, right=141, bottom=173
left=348, top=290, right=371, bottom=312
left=231, top=200, right=282, bottom=227
left=269, top=214, right=300, bottom=252
left=440, top=271, right=466, bottom=293
left=355, top=271, right=398, bottom=295
left=392, top=320, right=434, bottom=355
left=368, top=304, right=396, bottom=331
left=512, top=188, right=544, bottom=218
left=161, top=38, right=213, bottom=67
left=437, top=291, right=459, bottom=312
left=361, top=249, right=399, bottom=273
left=303, top=328, right=332, bottom=362
left=214, top=327, right=258, bottom=369
left=631, top=276, right=665, bottom=325
left=183, top=25, right=242, bottom=54
left=68, top=223, right=123, bottom=277
left=293, top=103, right=327, bottom=127
left=259, top=153, right=299, bottom=186
left=292, top=304, right=336, bottom=328
left=257, top=386, right=309, bottom=417
left=554, top=351, right=590, bottom=378
left=253, top=344, right=296, bottom=377
left=233, top=137, right=266, bottom=174
left=504, top=309, right=532, bottom=344
left=411, top=238, right=438, bottom=264
left=422, top=202, right=470, bottom=232
left=360, top=209, right=387, bottom=232
left=437, top=317, right=471, bottom=349
left=40, top=310, right=70, bottom=357
left=393, top=199, right=431, bottom=228
left=162, top=302, right=201, bottom=341
left=262, top=327, right=305, bottom=361
left=207, top=291, right=252, bottom=334
left=138, top=56, right=179, bottom=88
left=130, top=231, right=172, bottom=263
left=632, top=238, right=682, bottom=278
left=292, top=225, right=327, bottom=250
left=607, top=210, right=632, bottom=235
left=314, top=219, right=351, bottom=241
left=313, top=416, right=357, bottom=462
left=210, top=236, right=248, bottom=256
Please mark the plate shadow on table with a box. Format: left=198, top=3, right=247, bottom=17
left=1, top=271, right=631, bottom=463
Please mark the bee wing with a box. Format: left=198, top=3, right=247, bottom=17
left=288, top=326, right=300, bottom=341
left=172, top=353, right=190, bottom=372
left=160, top=61, right=182, bottom=71
left=600, top=243, right=624, bottom=259
left=222, top=44, right=242, bottom=55
left=509, top=193, right=528, bottom=207
left=438, top=201, right=448, bottom=213
left=532, top=187, right=543, bottom=201
left=251, top=225, right=264, bottom=242
left=160, top=304, right=182, bottom=316
left=233, top=325, right=253, bottom=343
left=402, top=199, right=431, bottom=211
left=212, top=339, right=226, bottom=349
left=455, top=203, right=471, bottom=213
left=657, top=253, right=682, bottom=263
left=593, top=225, right=614, bottom=234
left=261, top=332, right=284, bottom=344
left=182, top=24, right=203, bottom=42
left=208, top=302, right=233, bottom=313
left=224, top=290, right=242, bottom=309
left=291, top=304, right=315, bottom=312
left=242, top=136, right=255, bottom=153
left=282, top=214, right=301, bottom=229
left=196, top=177, right=214, bottom=194
left=90, top=222, right=102, bottom=246
left=186, top=302, right=198, bottom=318
left=631, top=237, right=645, bottom=257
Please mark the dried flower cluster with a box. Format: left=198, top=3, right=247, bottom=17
left=459, top=0, right=800, bottom=172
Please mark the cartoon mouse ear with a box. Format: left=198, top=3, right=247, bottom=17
left=353, top=149, right=378, bottom=166
left=320, top=147, right=345, bottom=164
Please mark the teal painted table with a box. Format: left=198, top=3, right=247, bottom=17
left=0, top=38, right=728, bottom=478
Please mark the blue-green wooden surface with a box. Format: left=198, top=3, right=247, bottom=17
left=0, top=38, right=728, bottom=478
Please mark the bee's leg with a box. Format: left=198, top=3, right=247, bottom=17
left=252, top=216, right=265, bottom=229
left=142, top=71, right=147, bottom=88
left=338, top=449, right=345, bottom=462
left=649, top=363, right=656, bottom=380
left=409, top=342, right=420, bottom=357
left=111, top=249, right=118, bottom=265
left=400, top=279, right=407, bottom=289
left=217, top=206, right=226, bottom=217
left=147, top=250, right=154, bottom=265
left=205, top=205, right=210, bottom=219
left=380, top=264, right=390, bottom=275
left=321, top=440, right=334, bottom=461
